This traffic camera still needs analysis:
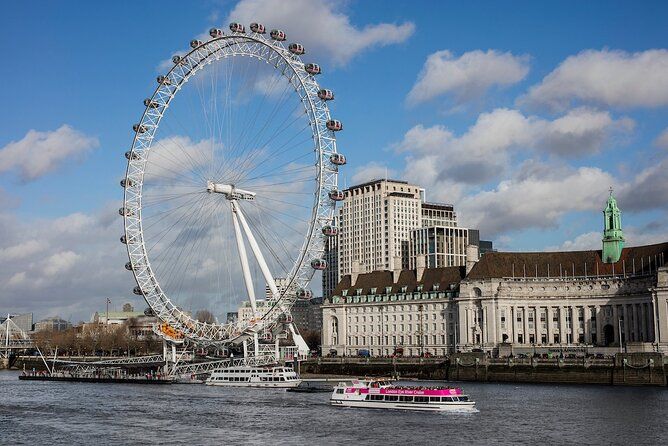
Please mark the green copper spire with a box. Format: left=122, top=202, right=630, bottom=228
left=602, top=187, right=624, bottom=263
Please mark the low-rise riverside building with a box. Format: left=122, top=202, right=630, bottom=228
left=321, top=264, right=465, bottom=357
left=35, top=317, right=71, bottom=332
left=322, top=193, right=668, bottom=356
left=459, top=243, right=668, bottom=353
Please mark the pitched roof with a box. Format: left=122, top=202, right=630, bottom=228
left=333, top=266, right=465, bottom=296
left=466, top=242, right=668, bottom=280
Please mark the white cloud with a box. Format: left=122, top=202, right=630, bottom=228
left=0, top=125, right=98, bottom=181
left=395, top=107, right=631, bottom=186
left=521, top=49, right=668, bottom=110
left=457, top=164, right=615, bottom=237
left=654, top=127, right=668, bottom=150
left=0, top=203, right=134, bottom=321
left=545, top=231, right=600, bottom=251
left=537, top=108, right=634, bottom=157
left=0, top=240, right=46, bottom=262
left=43, top=251, right=81, bottom=277
left=227, top=0, right=415, bottom=66
left=407, top=50, right=529, bottom=105
left=350, top=162, right=396, bottom=185
left=7, top=272, right=26, bottom=287
left=548, top=223, right=668, bottom=252
left=616, top=156, right=668, bottom=211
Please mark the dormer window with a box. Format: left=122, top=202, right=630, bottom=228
left=433, top=283, right=440, bottom=291
left=417, top=285, right=424, bottom=292
left=342, top=290, right=348, bottom=296
left=385, top=286, right=392, bottom=294
left=400, top=286, right=408, bottom=293
left=356, top=288, right=363, bottom=296
left=370, top=287, right=377, bottom=295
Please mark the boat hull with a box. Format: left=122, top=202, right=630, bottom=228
left=206, top=379, right=302, bottom=388
left=330, top=398, right=475, bottom=411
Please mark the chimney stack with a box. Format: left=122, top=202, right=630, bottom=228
left=393, top=255, right=402, bottom=283
left=351, top=260, right=360, bottom=287
left=466, top=244, right=480, bottom=275
left=416, top=255, right=426, bottom=282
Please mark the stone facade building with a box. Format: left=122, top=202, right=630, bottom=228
left=321, top=266, right=465, bottom=356
left=322, top=192, right=668, bottom=355
left=458, top=243, right=667, bottom=353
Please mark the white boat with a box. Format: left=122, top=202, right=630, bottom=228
left=330, top=379, right=476, bottom=411
left=205, top=366, right=301, bottom=388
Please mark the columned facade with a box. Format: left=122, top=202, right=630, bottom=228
left=458, top=268, right=665, bottom=353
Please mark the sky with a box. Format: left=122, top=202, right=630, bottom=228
left=1, top=0, right=667, bottom=322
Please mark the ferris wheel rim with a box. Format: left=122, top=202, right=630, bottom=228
left=121, top=30, right=340, bottom=345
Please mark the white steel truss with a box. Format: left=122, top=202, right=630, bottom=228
left=122, top=28, right=340, bottom=346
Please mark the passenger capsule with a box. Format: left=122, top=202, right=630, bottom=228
left=322, top=225, right=339, bottom=236
left=143, top=98, right=159, bottom=108
left=156, top=75, right=171, bottom=85
left=125, top=261, right=133, bottom=271
left=133, top=124, right=147, bottom=133
left=328, top=189, right=344, bottom=201
left=305, top=63, right=321, bottom=75
left=278, top=313, right=293, bottom=324
left=133, top=286, right=143, bottom=296
left=120, top=235, right=135, bottom=245
left=229, top=22, right=245, bottom=33
left=125, top=151, right=139, bottom=160
left=329, top=153, right=346, bottom=165
left=288, top=43, right=305, bottom=55
left=250, top=23, right=266, bottom=34
left=172, top=55, right=182, bottom=64
left=120, top=178, right=134, bottom=188
left=318, top=89, right=334, bottom=101
left=270, top=29, right=286, bottom=41
left=209, top=28, right=223, bottom=38
left=296, top=288, right=313, bottom=299
left=310, top=259, right=327, bottom=270
left=119, top=207, right=134, bottom=216
left=190, top=39, right=204, bottom=49
left=326, top=119, right=343, bottom=131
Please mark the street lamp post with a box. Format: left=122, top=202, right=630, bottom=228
left=105, top=298, right=111, bottom=330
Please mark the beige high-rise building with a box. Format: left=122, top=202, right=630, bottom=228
left=337, top=179, right=424, bottom=277
left=322, top=179, right=478, bottom=299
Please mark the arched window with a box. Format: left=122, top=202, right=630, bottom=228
left=471, top=287, right=482, bottom=298
left=331, top=316, right=339, bottom=344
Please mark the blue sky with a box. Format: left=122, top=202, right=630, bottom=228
left=1, top=0, right=667, bottom=321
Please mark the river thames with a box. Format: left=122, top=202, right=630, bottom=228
left=0, top=371, right=665, bottom=445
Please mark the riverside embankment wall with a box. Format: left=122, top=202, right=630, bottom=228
left=301, top=353, right=667, bottom=387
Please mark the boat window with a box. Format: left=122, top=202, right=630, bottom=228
left=451, top=397, right=459, bottom=402
left=336, top=388, right=344, bottom=394
left=429, top=397, right=440, bottom=402
left=443, top=397, right=453, bottom=402
left=459, top=396, right=469, bottom=401
left=399, top=396, right=412, bottom=402
left=414, top=396, right=428, bottom=403
left=370, top=395, right=383, bottom=401
left=385, top=395, right=398, bottom=402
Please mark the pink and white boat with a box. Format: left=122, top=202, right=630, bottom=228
left=330, top=379, right=475, bottom=411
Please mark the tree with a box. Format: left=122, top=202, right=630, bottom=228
left=195, top=309, right=216, bottom=324
left=301, top=329, right=321, bottom=351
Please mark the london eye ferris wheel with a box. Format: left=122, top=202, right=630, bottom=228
left=119, top=22, right=345, bottom=345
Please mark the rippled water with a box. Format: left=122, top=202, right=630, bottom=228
left=1, top=370, right=666, bottom=445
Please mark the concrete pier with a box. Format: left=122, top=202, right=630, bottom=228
left=301, top=353, right=667, bottom=387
